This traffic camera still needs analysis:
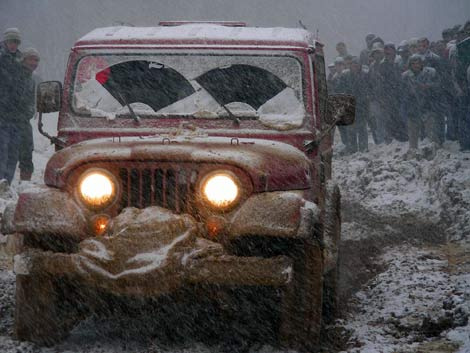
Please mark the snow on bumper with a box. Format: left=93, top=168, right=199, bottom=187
left=14, top=206, right=293, bottom=295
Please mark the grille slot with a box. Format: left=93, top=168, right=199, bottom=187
left=119, top=167, right=198, bottom=213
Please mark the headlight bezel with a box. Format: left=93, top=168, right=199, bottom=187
left=76, top=168, right=118, bottom=210
left=199, top=170, right=244, bottom=212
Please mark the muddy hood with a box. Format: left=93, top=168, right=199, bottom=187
left=45, top=136, right=312, bottom=192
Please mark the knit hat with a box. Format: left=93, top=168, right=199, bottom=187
left=3, top=28, right=21, bottom=43
left=22, top=47, right=40, bottom=59
left=409, top=54, right=424, bottom=63
left=371, top=42, right=384, bottom=53
left=334, top=56, right=344, bottom=64
left=384, top=42, right=396, bottom=51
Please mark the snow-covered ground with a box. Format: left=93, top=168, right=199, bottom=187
left=0, top=124, right=469, bottom=352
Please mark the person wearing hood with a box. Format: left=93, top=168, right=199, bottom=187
left=0, top=27, right=24, bottom=184
left=402, top=54, right=442, bottom=151
left=17, top=48, right=41, bottom=181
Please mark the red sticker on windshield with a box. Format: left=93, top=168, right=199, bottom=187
left=96, top=67, right=111, bottom=84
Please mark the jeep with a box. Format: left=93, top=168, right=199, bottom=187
left=5, top=21, right=354, bottom=350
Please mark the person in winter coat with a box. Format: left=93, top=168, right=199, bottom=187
left=17, top=48, right=41, bottom=181
left=402, top=54, right=443, bottom=151
left=380, top=43, right=407, bottom=142
left=0, top=28, right=24, bottom=184
left=337, top=57, right=370, bottom=153
left=330, top=57, right=350, bottom=148
left=368, top=42, right=386, bottom=144
left=397, top=40, right=411, bottom=72
left=359, top=33, right=376, bottom=67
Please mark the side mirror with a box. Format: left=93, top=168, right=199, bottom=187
left=37, top=81, right=62, bottom=113
left=327, top=94, right=355, bottom=126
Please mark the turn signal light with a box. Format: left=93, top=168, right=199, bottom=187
left=91, top=215, right=110, bottom=236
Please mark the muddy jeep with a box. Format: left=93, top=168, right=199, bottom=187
left=4, top=22, right=354, bottom=350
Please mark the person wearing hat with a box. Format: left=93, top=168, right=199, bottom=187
left=0, top=27, right=24, bottom=184
left=17, top=48, right=41, bottom=181
left=402, top=54, right=442, bottom=152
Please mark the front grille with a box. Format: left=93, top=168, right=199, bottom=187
left=118, top=166, right=199, bottom=214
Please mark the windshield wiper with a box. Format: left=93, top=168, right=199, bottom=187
left=118, top=93, right=141, bottom=124
left=197, top=88, right=240, bottom=126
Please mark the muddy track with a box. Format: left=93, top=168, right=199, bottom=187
left=338, top=197, right=447, bottom=304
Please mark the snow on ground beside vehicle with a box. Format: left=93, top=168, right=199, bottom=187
left=340, top=245, right=470, bottom=353
left=333, top=137, right=470, bottom=352
left=333, top=139, right=470, bottom=242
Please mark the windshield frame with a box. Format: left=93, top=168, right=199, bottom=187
left=67, top=49, right=313, bottom=132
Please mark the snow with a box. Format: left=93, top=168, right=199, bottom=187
left=76, top=25, right=314, bottom=47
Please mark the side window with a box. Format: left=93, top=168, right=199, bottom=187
left=312, top=55, right=328, bottom=121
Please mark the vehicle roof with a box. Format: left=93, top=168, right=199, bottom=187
left=74, top=24, right=318, bottom=49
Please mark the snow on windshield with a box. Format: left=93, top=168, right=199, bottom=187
left=72, top=53, right=305, bottom=130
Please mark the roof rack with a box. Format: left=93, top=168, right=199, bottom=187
left=158, top=21, right=247, bottom=27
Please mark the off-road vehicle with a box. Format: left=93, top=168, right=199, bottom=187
left=4, top=21, right=354, bottom=351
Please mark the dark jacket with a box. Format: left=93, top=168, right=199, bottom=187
left=378, top=59, right=402, bottom=107
left=402, top=66, right=440, bottom=117
left=0, top=44, right=24, bottom=124
left=16, top=66, right=36, bottom=124
left=337, top=68, right=370, bottom=117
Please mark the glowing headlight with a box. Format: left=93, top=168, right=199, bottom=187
left=79, top=170, right=116, bottom=208
left=202, top=173, right=239, bottom=209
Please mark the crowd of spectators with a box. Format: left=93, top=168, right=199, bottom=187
left=328, top=21, right=470, bottom=155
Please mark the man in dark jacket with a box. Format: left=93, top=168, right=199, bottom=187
left=380, top=43, right=407, bottom=142
left=17, top=48, right=41, bottom=181
left=337, top=57, right=370, bottom=153
left=0, top=28, right=23, bottom=184
left=402, top=54, right=442, bottom=151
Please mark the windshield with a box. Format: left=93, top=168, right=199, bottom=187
left=72, top=53, right=306, bottom=130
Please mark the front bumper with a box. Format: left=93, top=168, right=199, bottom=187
left=14, top=206, right=293, bottom=296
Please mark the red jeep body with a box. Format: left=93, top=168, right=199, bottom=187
left=9, top=22, right=351, bottom=350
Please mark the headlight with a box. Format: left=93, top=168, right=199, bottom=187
left=78, top=170, right=116, bottom=209
left=202, top=172, right=240, bottom=209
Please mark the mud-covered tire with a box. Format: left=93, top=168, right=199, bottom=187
left=322, top=182, right=341, bottom=324
left=279, top=240, right=324, bottom=352
left=15, top=274, right=79, bottom=346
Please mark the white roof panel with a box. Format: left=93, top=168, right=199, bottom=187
left=76, top=24, right=315, bottom=47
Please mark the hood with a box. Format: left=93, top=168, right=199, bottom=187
left=45, top=136, right=312, bottom=192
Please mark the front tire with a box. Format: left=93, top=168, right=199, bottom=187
left=15, top=274, right=80, bottom=346
left=279, top=239, right=324, bottom=352
left=322, top=182, right=341, bottom=323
